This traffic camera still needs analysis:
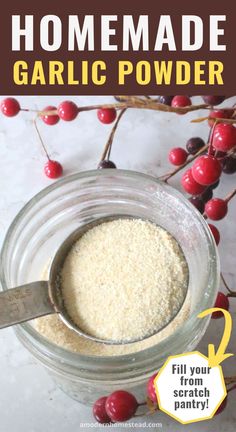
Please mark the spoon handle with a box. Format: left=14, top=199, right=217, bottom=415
left=0, top=282, right=55, bottom=329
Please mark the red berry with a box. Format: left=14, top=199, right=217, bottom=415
left=202, top=96, right=225, bottom=106
left=168, top=148, right=188, bottom=166
left=205, top=198, right=228, bottom=221
left=215, top=396, right=228, bottom=415
left=192, top=155, right=222, bottom=186
left=171, top=96, right=192, bottom=114
left=186, top=137, right=205, bottom=155
left=98, top=160, right=117, bottom=169
left=208, top=109, right=234, bottom=127
left=213, top=123, right=236, bottom=152
left=41, top=106, right=60, bottom=126
left=181, top=169, right=206, bottom=195
left=147, top=373, right=158, bottom=403
left=97, top=108, right=117, bottom=124
left=44, top=160, right=63, bottom=179
left=208, top=224, right=220, bottom=245
left=212, top=292, right=229, bottom=319
left=93, top=397, right=111, bottom=424
left=1, top=97, right=20, bottom=117
left=105, top=390, right=138, bottom=422
left=58, top=101, right=78, bottom=121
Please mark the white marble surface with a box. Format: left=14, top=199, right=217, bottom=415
left=0, top=96, right=235, bottom=432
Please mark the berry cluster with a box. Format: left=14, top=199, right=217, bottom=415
left=0, top=97, right=117, bottom=179
left=92, top=374, right=160, bottom=424
left=93, top=390, right=139, bottom=424
left=166, top=97, right=236, bottom=247
left=2, top=95, right=236, bottom=183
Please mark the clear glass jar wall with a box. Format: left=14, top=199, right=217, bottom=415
left=0, top=170, right=219, bottom=404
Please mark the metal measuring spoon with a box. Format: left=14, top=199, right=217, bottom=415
left=0, top=216, right=188, bottom=345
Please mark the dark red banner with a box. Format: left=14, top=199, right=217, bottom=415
left=0, top=0, right=235, bottom=95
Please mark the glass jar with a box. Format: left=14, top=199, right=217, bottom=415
left=0, top=170, right=219, bottom=405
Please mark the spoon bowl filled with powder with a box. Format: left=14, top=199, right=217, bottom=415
left=60, top=217, right=189, bottom=344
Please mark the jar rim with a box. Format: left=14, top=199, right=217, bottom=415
left=0, top=169, right=220, bottom=377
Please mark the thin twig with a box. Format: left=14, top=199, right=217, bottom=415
left=138, top=401, right=147, bottom=407
left=208, top=119, right=218, bottom=156
left=192, top=116, right=236, bottom=125
left=225, top=376, right=236, bottom=385
left=225, top=188, right=236, bottom=203
left=228, top=384, right=236, bottom=392
left=100, top=109, right=127, bottom=161
left=33, top=119, right=50, bottom=160
left=21, top=108, right=40, bottom=113
left=221, top=273, right=233, bottom=294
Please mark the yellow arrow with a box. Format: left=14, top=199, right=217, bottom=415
left=198, top=307, right=234, bottom=368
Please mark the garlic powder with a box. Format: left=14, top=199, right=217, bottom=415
left=35, top=218, right=189, bottom=354
left=60, top=218, right=188, bottom=342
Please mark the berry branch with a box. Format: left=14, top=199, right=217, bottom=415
left=159, top=143, right=209, bottom=182
left=33, top=118, right=63, bottom=179
left=3, top=95, right=236, bottom=120
left=52, top=96, right=209, bottom=115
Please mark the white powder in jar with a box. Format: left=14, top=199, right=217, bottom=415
left=35, top=218, right=189, bottom=352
